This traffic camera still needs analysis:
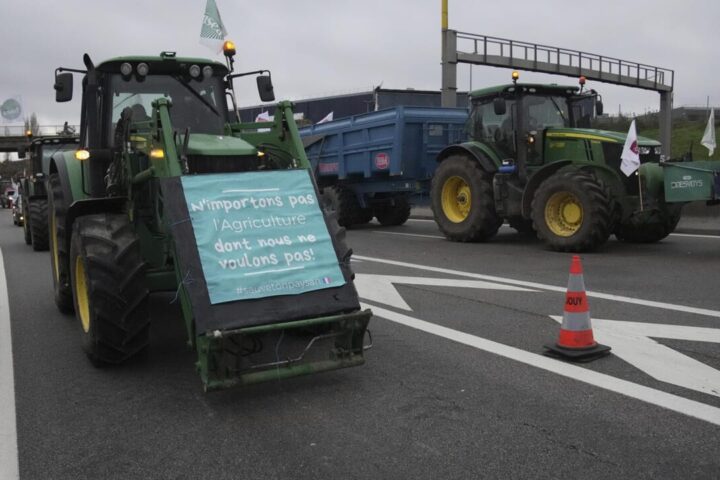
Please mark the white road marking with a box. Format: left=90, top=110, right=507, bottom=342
left=551, top=315, right=720, bottom=398
left=372, top=231, right=444, bottom=239
left=670, top=232, right=720, bottom=239
left=405, top=218, right=435, bottom=223
left=355, top=274, right=536, bottom=311
left=0, top=249, right=19, bottom=480
left=354, top=255, right=720, bottom=319
left=364, top=303, right=720, bottom=426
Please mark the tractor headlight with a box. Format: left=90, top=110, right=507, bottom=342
left=202, top=66, right=213, bottom=79
left=136, top=63, right=149, bottom=77
left=638, top=146, right=651, bottom=155
left=654, top=147, right=662, bottom=155
left=120, top=62, right=133, bottom=76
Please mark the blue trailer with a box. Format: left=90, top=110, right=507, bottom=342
left=300, top=106, right=468, bottom=226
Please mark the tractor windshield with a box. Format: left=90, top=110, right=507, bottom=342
left=107, top=73, right=227, bottom=145
left=525, top=95, right=571, bottom=130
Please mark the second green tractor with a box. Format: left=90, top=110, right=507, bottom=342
left=431, top=75, right=681, bottom=251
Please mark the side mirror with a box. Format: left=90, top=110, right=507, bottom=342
left=17, top=146, right=26, bottom=159
left=493, top=97, right=506, bottom=116
left=54, top=73, right=73, bottom=102
left=257, top=75, right=275, bottom=102
left=595, top=100, right=604, bottom=116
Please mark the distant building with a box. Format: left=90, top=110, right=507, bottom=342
left=236, top=88, right=469, bottom=124
left=672, top=106, right=718, bottom=122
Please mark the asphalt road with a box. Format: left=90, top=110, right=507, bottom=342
left=3, top=214, right=720, bottom=479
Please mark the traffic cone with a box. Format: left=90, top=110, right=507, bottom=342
left=544, top=255, right=611, bottom=362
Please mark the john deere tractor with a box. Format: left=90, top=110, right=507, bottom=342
left=431, top=73, right=681, bottom=251
left=18, top=135, right=79, bottom=249
left=50, top=44, right=371, bottom=390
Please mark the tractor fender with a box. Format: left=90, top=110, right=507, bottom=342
left=521, top=161, right=624, bottom=218
left=64, top=197, right=128, bottom=250
left=48, top=151, right=81, bottom=206
left=437, top=143, right=499, bottom=173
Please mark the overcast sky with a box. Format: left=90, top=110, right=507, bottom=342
left=1, top=0, right=718, bottom=127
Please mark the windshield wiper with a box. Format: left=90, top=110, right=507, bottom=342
left=173, top=77, right=220, bottom=118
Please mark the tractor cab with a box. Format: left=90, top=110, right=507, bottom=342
left=466, top=73, right=603, bottom=180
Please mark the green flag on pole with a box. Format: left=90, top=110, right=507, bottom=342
left=200, top=0, right=227, bottom=54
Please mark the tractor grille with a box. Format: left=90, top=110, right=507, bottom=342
left=186, top=154, right=262, bottom=174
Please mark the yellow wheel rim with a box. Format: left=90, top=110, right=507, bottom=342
left=545, top=192, right=583, bottom=237
left=441, top=176, right=472, bottom=223
left=51, top=210, right=60, bottom=281
left=75, top=256, right=91, bottom=333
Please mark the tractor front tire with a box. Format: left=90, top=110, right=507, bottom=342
left=70, top=214, right=149, bottom=365
left=374, top=196, right=411, bottom=226
left=615, top=206, right=682, bottom=243
left=22, top=199, right=31, bottom=245
left=29, top=199, right=49, bottom=251
left=430, top=155, right=501, bottom=242
left=48, top=174, right=74, bottom=314
left=531, top=169, right=612, bottom=252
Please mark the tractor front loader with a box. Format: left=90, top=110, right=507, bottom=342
left=49, top=45, right=371, bottom=391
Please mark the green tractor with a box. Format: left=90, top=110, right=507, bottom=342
left=431, top=73, right=682, bottom=251
left=50, top=46, right=371, bottom=390
left=18, top=135, right=79, bottom=249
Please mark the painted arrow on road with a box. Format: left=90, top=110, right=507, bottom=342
left=551, top=316, right=720, bottom=398
left=354, top=274, right=537, bottom=311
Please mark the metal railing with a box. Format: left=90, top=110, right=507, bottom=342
left=455, top=32, right=674, bottom=92
left=0, top=125, right=79, bottom=137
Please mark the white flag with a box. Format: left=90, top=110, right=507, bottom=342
left=199, top=0, right=228, bottom=54
left=620, top=120, right=640, bottom=176
left=255, top=111, right=271, bottom=122
left=701, top=108, right=716, bottom=156
left=317, top=111, right=334, bottom=124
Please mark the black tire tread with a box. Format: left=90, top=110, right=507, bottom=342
left=70, top=214, right=149, bottom=365
left=48, top=174, right=74, bottom=313
left=531, top=169, right=612, bottom=252
left=430, top=155, right=501, bottom=242
left=374, top=196, right=411, bottom=226
left=30, top=199, right=49, bottom=251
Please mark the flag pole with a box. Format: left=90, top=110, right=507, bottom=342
left=637, top=171, right=644, bottom=211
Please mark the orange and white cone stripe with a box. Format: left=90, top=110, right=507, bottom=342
left=558, top=256, right=596, bottom=349
left=544, top=255, right=611, bottom=361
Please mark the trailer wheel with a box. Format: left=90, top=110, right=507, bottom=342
left=48, top=174, right=74, bottom=313
left=70, top=213, right=149, bottom=365
left=22, top=198, right=31, bottom=245
left=321, top=185, right=363, bottom=227
left=29, top=199, right=49, bottom=251
left=531, top=169, right=612, bottom=252
left=374, top=196, right=411, bottom=226
left=355, top=208, right=374, bottom=225
left=430, top=155, right=501, bottom=242
left=508, top=216, right=535, bottom=236
left=615, top=206, right=682, bottom=243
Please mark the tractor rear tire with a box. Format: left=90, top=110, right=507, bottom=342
left=48, top=174, right=74, bottom=314
left=615, top=207, right=682, bottom=243
left=30, top=199, right=49, bottom=251
left=374, top=196, right=411, bottom=226
left=70, top=213, right=149, bottom=365
left=430, top=155, right=501, bottom=242
left=321, top=185, right=362, bottom=228
left=22, top=199, right=31, bottom=245
left=531, top=169, right=612, bottom=252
